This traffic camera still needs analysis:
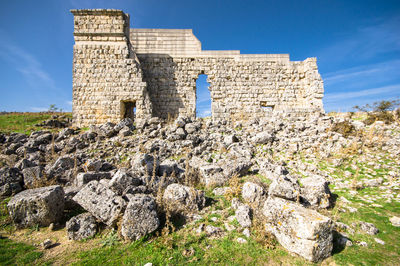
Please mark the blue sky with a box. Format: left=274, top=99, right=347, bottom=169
left=0, top=0, right=399, bottom=114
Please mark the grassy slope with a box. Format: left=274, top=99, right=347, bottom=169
left=0, top=112, right=72, bottom=135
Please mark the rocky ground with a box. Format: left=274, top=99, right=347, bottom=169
left=0, top=112, right=399, bottom=264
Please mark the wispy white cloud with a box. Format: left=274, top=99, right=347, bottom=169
left=318, top=15, right=400, bottom=63
left=66, top=100, right=73, bottom=106
left=198, top=109, right=211, bottom=117
left=324, top=84, right=400, bottom=103
left=31, top=107, right=48, bottom=112
left=0, top=32, right=58, bottom=90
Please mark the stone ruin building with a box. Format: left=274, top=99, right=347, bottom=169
left=71, top=9, right=324, bottom=127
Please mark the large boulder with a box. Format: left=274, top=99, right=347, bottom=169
left=73, top=180, right=125, bottom=226
left=300, top=175, right=331, bottom=209
left=21, top=166, right=42, bottom=188
left=66, top=213, right=97, bottom=240
left=7, top=185, right=64, bottom=228
left=268, top=176, right=300, bottom=201
left=242, top=182, right=267, bottom=207
left=121, top=194, right=160, bottom=241
left=163, top=184, right=205, bottom=215
left=131, top=153, right=159, bottom=176
left=108, top=169, right=141, bottom=195
left=263, top=197, right=333, bottom=262
left=0, top=167, right=23, bottom=197
left=251, top=132, right=274, bottom=144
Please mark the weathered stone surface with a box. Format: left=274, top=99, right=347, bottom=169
left=22, top=166, right=42, bottom=188
left=0, top=167, right=23, bottom=197
left=66, top=213, right=97, bottom=240
left=359, top=221, right=379, bottom=235
left=263, top=197, right=333, bottom=262
left=75, top=172, right=112, bottom=187
left=241, top=182, right=266, bottom=205
left=71, top=9, right=324, bottom=127
left=268, top=175, right=300, bottom=201
left=235, top=204, right=251, bottom=228
left=73, top=180, right=125, bottom=226
left=251, top=132, right=274, bottom=144
left=109, top=169, right=141, bottom=195
left=121, top=194, right=159, bottom=241
left=300, top=175, right=331, bottom=209
left=390, top=216, right=400, bottom=227
left=7, top=185, right=64, bottom=228
left=163, top=183, right=205, bottom=215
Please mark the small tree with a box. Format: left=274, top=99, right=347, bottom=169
left=48, top=104, right=58, bottom=112
left=353, top=99, right=400, bottom=125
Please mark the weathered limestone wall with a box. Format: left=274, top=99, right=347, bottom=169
left=71, top=9, right=324, bottom=126
left=71, top=9, right=152, bottom=127
left=131, top=28, right=323, bottom=121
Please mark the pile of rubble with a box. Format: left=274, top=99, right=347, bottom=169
left=1, top=114, right=399, bottom=262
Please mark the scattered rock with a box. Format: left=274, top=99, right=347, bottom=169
left=235, top=204, right=252, bottom=228
left=41, top=239, right=53, bottom=249
left=268, top=176, right=300, bottom=201
left=0, top=167, right=23, bottom=197
left=241, top=182, right=266, bottom=206
left=66, top=213, right=97, bottom=240
left=390, top=216, right=400, bottom=227
left=374, top=238, right=385, bottom=245
left=263, top=197, right=333, bottom=262
left=73, top=180, right=125, bottom=226
left=236, top=237, right=247, bottom=244
left=121, top=194, right=160, bottom=241
left=300, top=175, right=331, bottom=209
left=359, top=221, right=379, bottom=235
left=163, top=184, right=205, bottom=216
left=7, top=185, right=64, bottom=228
left=75, top=172, right=112, bottom=187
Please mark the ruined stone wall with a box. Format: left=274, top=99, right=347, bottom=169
left=135, top=53, right=323, bottom=121
left=71, top=9, right=324, bottom=127
left=71, top=9, right=152, bottom=127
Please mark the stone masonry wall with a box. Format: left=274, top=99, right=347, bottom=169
left=71, top=9, right=152, bottom=127
left=137, top=54, right=323, bottom=121
left=71, top=9, right=324, bottom=127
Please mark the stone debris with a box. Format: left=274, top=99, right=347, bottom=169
left=73, top=180, right=125, bottom=226
left=163, top=184, right=205, bottom=216
left=121, top=194, right=159, bottom=241
left=41, top=239, right=53, bottom=249
left=263, top=197, right=333, bottom=262
left=0, top=167, right=23, bottom=197
left=300, top=175, right=331, bottom=209
left=235, top=204, right=252, bottom=228
left=359, top=221, right=379, bottom=235
left=241, top=182, right=266, bottom=206
left=7, top=185, right=64, bottom=228
left=389, top=216, right=400, bottom=227
left=66, top=212, right=97, bottom=240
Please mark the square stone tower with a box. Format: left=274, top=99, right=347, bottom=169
left=71, top=9, right=152, bottom=127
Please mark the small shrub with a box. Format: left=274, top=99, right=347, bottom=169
left=330, top=121, right=356, bottom=137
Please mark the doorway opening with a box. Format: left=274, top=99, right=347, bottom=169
left=196, top=74, right=211, bottom=118
left=121, top=101, right=136, bottom=121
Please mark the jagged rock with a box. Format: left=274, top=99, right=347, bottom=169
left=184, top=123, right=197, bottom=134
left=199, top=164, right=226, bottom=187
left=218, top=157, right=252, bottom=178
left=300, top=175, right=331, bottom=209
left=46, top=156, right=75, bottom=180
left=66, top=213, right=97, bottom=240
left=158, top=159, right=179, bottom=177
left=263, top=197, right=333, bottom=262
left=0, top=167, right=23, bottom=197
left=109, top=169, right=141, bottom=195
left=98, top=122, right=116, bottom=138
left=235, top=204, right=252, bottom=228
left=121, top=194, right=160, bottom=241
left=83, top=159, right=103, bottom=172
left=64, top=186, right=80, bottom=210
left=114, top=118, right=134, bottom=132
left=359, top=221, right=379, bottom=235
left=163, top=183, right=205, bottom=215
left=268, top=175, right=300, bottom=201
left=22, top=166, right=42, bottom=188
left=242, top=182, right=266, bottom=206
left=131, top=153, right=159, bottom=176
left=224, top=134, right=239, bottom=146
left=251, top=132, right=273, bottom=144
left=75, top=172, right=112, bottom=187
left=41, top=239, right=53, bottom=249
left=119, top=126, right=132, bottom=137
left=73, top=180, right=125, bottom=226
left=7, top=185, right=64, bottom=228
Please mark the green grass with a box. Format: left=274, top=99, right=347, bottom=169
left=0, top=112, right=72, bottom=135
left=0, top=237, right=42, bottom=265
